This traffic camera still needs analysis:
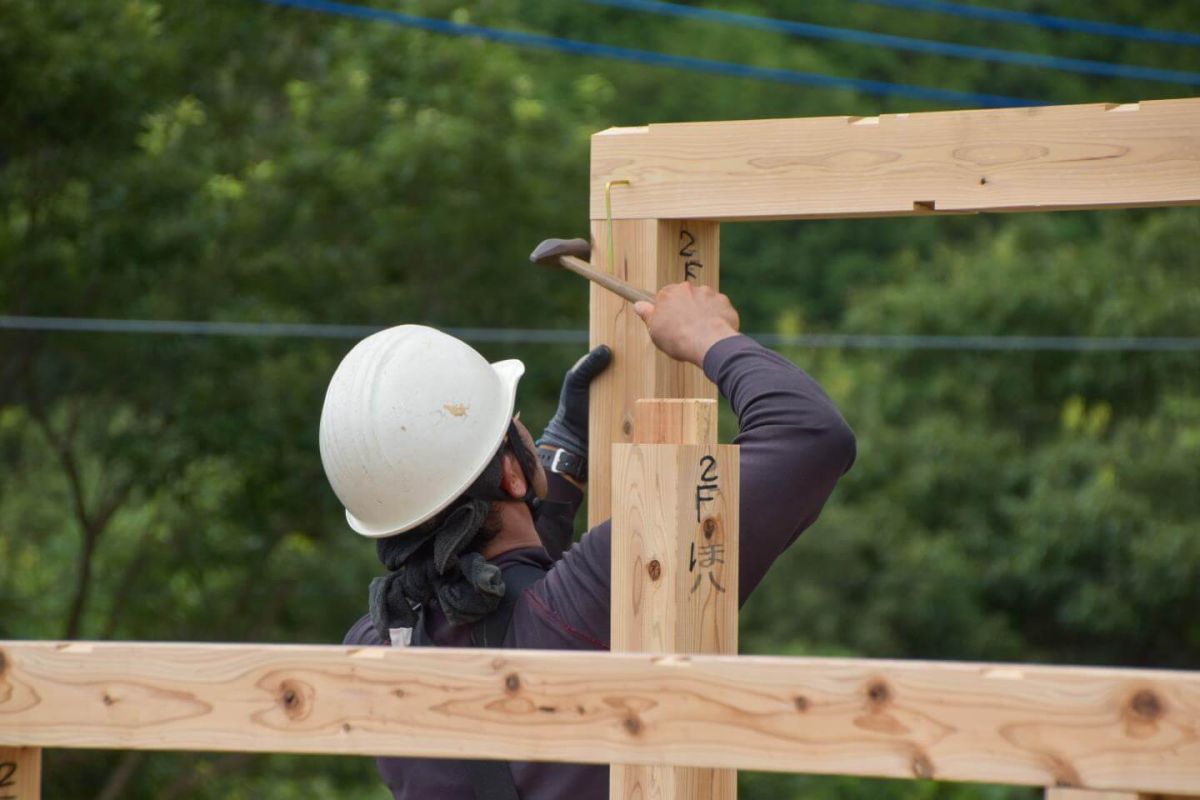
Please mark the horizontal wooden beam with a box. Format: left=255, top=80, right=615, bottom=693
left=590, top=98, right=1200, bottom=221
left=2, top=642, right=1199, bottom=793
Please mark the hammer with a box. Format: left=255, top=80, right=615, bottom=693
left=529, top=238, right=655, bottom=305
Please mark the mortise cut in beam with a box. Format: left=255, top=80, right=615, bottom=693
left=2, top=642, right=1200, bottom=794
left=590, top=98, right=1200, bottom=221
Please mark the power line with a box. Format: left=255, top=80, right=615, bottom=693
left=852, top=0, right=1200, bottom=48
left=5, top=316, right=1199, bottom=352
left=583, top=0, right=1200, bottom=86
left=256, top=0, right=1041, bottom=107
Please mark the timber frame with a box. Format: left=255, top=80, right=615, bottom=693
left=3, top=97, right=1200, bottom=800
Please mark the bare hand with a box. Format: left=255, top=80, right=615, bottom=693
left=633, top=282, right=740, bottom=366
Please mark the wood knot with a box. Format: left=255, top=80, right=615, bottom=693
left=393, top=688, right=406, bottom=699
left=866, top=680, right=890, bottom=707
left=702, top=518, right=717, bottom=539
left=623, top=716, right=642, bottom=735
left=342, top=723, right=352, bottom=733
left=622, top=418, right=634, bottom=436
left=537, top=705, right=557, bottom=713
left=505, top=673, right=521, bottom=692
left=911, top=754, right=934, bottom=779
left=647, top=560, right=662, bottom=581
left=277, top=679, right=312, bottom=721
left=102, top=692, right=115, bottom=706
left=793, top=695, right=809, bottom=712
left=1130, top=689, right=1164, bottom=720
left=979, top=176, right=988, bottom=185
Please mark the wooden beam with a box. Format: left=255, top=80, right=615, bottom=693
left=1047, top=790, right=1139, bottom=800
left=590, top=98, right=1200, bottom=221
left=1044, top=788, right=1200, bottom=800
left=0, top=747, right=41, bottom=800
left=611, top=399, right=738, bottom=799
left=587, top=218, right=719, bottom=527
left=3, top=642, right=1200, bottom=794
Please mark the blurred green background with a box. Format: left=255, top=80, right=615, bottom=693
left=2, top=0, right=1198, bottom=797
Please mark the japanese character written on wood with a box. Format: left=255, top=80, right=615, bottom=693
left=691, top=454, right=726, bottom=594
left=679, top=229, right=703, bottom=281
left=0, top=761, right=16, bottom=800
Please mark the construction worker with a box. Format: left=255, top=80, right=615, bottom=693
left=321, top=281, right=856, bottom=800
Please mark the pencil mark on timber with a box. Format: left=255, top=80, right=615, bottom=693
left=0, top=761, right=16, bottom=799
left=1060, top=145, right=1132, bottom=163
left=679, top=229, right=703, bottom=281
left=695, top=455, right=719, bottom=522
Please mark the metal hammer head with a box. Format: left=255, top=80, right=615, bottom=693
left=529, top=237, right=591, bottom=265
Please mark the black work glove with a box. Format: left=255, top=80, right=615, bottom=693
left=537, top=345, right=613, bottom=457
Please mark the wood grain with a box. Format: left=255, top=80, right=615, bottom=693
left=587, top=219, right=719, bottom=527
left=1046, top=789, right=1139, bottom=800
left=3, top=643, right=1200, bottom=791
left=612, top=400, right=738, bottom=799
left=1047, top=791, right=1200, bottom=800
left=590, top=99, right=1200, bottom=221
left=633, top=399, right=717, bottom=445
left=0, top=746, right=40, bottom=800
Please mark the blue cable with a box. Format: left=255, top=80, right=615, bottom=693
left=854, top=0, right=1200, bottom=48
left=583, top=0, right=1200, bottom=87
left=256, top=0, right=1042, bottom=107
left=7, top=316, right=1200, bottom=352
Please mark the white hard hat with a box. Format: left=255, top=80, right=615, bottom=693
left=319, top=325, right=524, bottom=538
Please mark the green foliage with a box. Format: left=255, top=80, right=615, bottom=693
left=1, top=0, right=1197, bottom=797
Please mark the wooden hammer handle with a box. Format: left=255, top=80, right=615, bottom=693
left=559, top=255, right=656, bottom=305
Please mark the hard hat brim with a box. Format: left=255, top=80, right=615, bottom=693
left=344, top=358, right=525, bottom=538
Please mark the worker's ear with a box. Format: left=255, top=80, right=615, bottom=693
left=498, top=451, right=528, bottom=499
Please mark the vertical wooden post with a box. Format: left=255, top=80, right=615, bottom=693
left=587, top=218, right=720, bottom=528
left=0, top=748, right=41, bottom=800
left=610, top=398, right=739, bottom=800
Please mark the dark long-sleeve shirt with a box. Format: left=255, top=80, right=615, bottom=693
left=344, top=335, right=857, bottom=800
